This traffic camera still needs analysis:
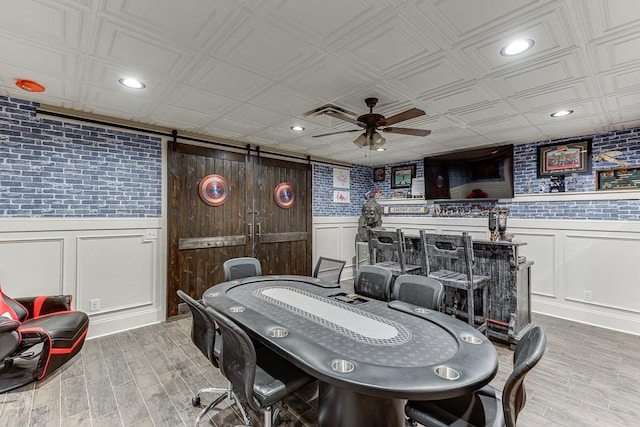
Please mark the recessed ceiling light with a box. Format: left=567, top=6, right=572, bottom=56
left=119, top=78, right=145, bottom=89
left=290, top=125, right=305, bottom=131
left=551, top=109, right=573, bottom=117
left=500, top=39, right=534, bottom=56
left=376, top=147, right=386, bottom=152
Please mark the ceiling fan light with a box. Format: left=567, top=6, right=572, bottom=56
left=371, top=132, right=384, bottom=145
left=353, top=133, right=368, bottom=148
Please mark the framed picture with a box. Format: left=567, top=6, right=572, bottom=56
left=537, top=139, right=592, bottom=177
left=373, top=167, right=386, bottom=182
left=391, top=164, right=416, bottom=189
left=596, top=166, right=640, bottom=191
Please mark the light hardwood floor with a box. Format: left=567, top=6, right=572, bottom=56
left=2, top=306, right=639, bottom=426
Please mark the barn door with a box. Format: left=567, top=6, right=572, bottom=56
left=167, top=143, right=252, bottom=317
left=254, top=156, right=312, bottom=276
left=167, top=143, right=312, bottom=317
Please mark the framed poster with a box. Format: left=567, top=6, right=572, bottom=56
left=333, top=190, right=350, bottom=203
left=537, top=139, right=592, bottom=177
left=333, top=168, right=350, bottom=189
left=373, top=167, right=386, bottom=182
left=391, top=164, right=416, bottom=189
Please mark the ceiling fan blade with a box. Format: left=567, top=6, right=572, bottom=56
left=325, top=111, right=364, bottom=126
left=312, top=129, right=362, bottom=138
left=378, top=108, right=426, bottom=126
left=381, top=127, right=431, bottom=137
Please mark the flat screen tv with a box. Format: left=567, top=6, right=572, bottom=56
left=423, top=145, right=514, bottom=200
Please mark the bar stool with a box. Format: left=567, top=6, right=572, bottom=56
left=420, top=230, right=490, bottom=332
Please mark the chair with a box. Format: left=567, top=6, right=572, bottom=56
left=205, top=305, right=314, bottom=427
left=223, top=257, right=262, bottom=281
left=392, top=274, right=444, bottom=311
left=312, top=257, right=346, bottom=284
left=405, top=325, right=547, bottom=427
left=0, top=284, right=89, bottom=393
left=368, top=228, right=422, bottom=277
left=354, top=265, right=394, bottom=301
left=420, top=230, right=490, bottom=331
left=177, top=290, right=246, bottom=426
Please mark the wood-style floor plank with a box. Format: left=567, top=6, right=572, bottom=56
left=2, top=304, right=639, bottom=426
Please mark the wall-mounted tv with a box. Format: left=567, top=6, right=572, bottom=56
left=423, top=145, right=514, bottom=200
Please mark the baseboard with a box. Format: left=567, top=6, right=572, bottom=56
left=533, top=296, right=640, bottom=337
left=85, top=307, right=164, bottom=339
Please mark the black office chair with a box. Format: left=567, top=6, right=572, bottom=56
left=312, top=257, right=346, bottom=284
left=176, top=290, right=247, bottom=426
left=354, top=264, right=394, bottom=301
left=405, top=325, right=547, bottom=427
left=223, top=257, right=262, bottom=281
left=392, top=274, right=444, bottom=311
left=205, top=305, right=314, bottom=427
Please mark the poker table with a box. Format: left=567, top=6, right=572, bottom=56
left=203, top=276, right=498, bottom=427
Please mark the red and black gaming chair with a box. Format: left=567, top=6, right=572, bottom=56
left=0, top=284, right=89, bottom=393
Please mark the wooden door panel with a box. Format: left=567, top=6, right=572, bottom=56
left=255, top=157, right=312, bottom=276
left=167, top=143, right=250, bottom=317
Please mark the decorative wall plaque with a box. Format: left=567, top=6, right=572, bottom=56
left=198, top=174, right=230, bottom=206
left=274, top=182, right=296, bottom=208
left=596, top=166, right=640, bottom=191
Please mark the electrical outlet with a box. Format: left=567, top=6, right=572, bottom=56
left=90, top=299, right=101, bottom=311
left=144, top=229, right=158, bottom=240
left=583, top=290, right=592, bottom=302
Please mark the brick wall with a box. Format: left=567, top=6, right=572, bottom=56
left=2, top=95, right=637, bottom=221
left=0, top=96, right=162, bottom=217
left=312, top=164, right=372, bottom=216
left=314, top=128, right=640, bottom=220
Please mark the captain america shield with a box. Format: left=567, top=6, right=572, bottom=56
left=198, top=174, right=230, bottom=207
left=274, top=182, right=295, bottom=209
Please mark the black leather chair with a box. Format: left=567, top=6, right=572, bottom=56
left=392, top=274, right=444, bottom=311
left=176, top=290, right=247, bottom=426
left=223, top=257, right=262, bottom=281
left=0, top=285, right=89, bottom=393
left=312, top=257, right=346, bottom=284
left=205, top=305, right=314, bottom=427
left=354, top=265, right=394, bottom=301
left=405, top=325, right=547, bottom=427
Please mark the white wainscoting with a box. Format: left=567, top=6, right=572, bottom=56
left=0, top=218, right=164, bottom=339
left=313, top=215, right=640, bottom=336
left=312, top=217, right=359, bottom=281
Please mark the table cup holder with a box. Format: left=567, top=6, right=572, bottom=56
left=434, top=366, right=460, bottom=380
left=460, top=334, right=483, bottom=344
left=331, top=359, right=355, bottom=373
left=269, top=328, right=288, bottom=338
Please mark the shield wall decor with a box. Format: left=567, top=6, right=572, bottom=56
left=274, top=182, right=295, bottom=209
left=198, top=174, right=230, bottom=206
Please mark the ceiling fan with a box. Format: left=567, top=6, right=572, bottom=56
left=312, top=98, right=431, bottom=150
